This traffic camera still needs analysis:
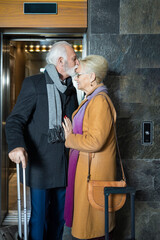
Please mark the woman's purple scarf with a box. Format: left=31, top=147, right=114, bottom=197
left=64, top=85, right=108, bottom=227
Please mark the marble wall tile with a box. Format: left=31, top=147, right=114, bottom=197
left=88, top=1, right=160, bottom=239
left=136, top=68, right=160, bottom=106
left=106, top=70, right=160, bottom=109
left=105, top=69, right=160, bottom=121
left=90, top=34, right=160, bottom=74
left=90, top=0, right=120, bottom=34
left=120, top=0, right=160, bottom=34
left=124, top=160, right=160, bottom=201
left=116, top=118, right=160, bottom=159
left=115, top=201, right=160, bottom=240
left=104, top=68, right=160, bottom=160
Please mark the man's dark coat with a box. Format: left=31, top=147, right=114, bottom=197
left=5, top=72, right=78, bottom=189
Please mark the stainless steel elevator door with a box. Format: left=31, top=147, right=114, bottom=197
left=0, top=35, right=10, bottom=224
left=0, top=34, right=86, bottom=224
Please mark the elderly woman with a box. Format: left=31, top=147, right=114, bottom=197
left=62, top=55, right=116, bottom=240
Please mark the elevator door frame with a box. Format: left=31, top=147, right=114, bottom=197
left=0, top=31, right=87, bottom=225
left=0, top=33, right=10, bottom=224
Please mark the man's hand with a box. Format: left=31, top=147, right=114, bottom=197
left=8, top=147, right=28, bottom=168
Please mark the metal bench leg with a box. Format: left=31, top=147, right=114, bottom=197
left=131, top=192, right=135, bottom=240
left=105, top=193, right=109, bottom=240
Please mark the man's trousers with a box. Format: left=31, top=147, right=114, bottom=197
left=29, top=187, right=66, bottom=240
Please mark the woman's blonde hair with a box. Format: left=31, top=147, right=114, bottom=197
left=80, top=55, right=108, bottom=84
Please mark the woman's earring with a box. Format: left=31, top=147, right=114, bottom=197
left=91, top=82, right=93, bottom=87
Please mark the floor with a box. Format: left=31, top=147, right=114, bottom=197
left=2, top=170, right=72, bottom=240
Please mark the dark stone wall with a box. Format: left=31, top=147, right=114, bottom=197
left=87, top=0, right=160, bottom=239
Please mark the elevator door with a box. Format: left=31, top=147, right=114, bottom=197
left=0, top=34, right=86, bottom=224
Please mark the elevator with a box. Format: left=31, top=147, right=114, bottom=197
left=0, top=31, right=87, bottom=225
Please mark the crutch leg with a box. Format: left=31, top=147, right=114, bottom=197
left=16, top=163, right=22, bottom=239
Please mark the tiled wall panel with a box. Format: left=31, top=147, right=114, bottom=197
left=88, top=0, right=160, bottom=239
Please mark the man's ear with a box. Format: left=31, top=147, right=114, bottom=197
left=57, top=57, right=64, bottom=67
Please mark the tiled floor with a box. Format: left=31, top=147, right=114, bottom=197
left=2, top=170, right=72, bottom=240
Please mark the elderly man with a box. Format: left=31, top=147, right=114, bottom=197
left=5, top=41, right=79, bottom=240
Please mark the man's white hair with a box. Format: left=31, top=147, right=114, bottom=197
left=46, top=41, right=72, bottom=65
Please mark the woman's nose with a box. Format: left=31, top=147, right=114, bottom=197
left=74, top=75, right=78, bottom=81
left=76, top=58, right=79, bottom=65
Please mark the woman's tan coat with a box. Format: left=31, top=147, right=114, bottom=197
left=65, top=84, right=117, bottom=239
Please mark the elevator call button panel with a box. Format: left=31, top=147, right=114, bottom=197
left=142, top=121, right=153, bottom=145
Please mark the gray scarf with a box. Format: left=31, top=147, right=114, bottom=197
left=45, top=64, right=67, bottom=143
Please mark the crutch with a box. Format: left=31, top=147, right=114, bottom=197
left=16, top=163, right=28, bottom=240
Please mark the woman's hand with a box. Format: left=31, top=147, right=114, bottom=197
left=62, top=116, right=73, bottom=139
